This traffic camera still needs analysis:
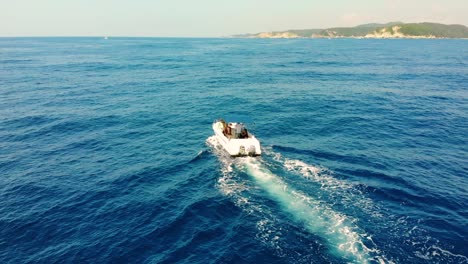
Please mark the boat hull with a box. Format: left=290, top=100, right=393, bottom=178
left=212, top=121, right=261, bottom=157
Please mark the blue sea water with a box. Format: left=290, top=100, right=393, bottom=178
left=0, top=37, right=467, bottom=263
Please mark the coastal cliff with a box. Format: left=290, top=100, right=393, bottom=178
left=234, top=22, right=468, bottom=39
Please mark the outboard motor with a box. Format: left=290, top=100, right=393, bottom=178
left=248, top=145, right=256, bottom=156
left=239, top=146, right=246, bottom=155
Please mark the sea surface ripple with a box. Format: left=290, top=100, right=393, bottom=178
left=0, top=38, right=467, bottom=263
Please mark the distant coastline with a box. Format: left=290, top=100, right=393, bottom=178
left=233, top=22, right=468, bottom=39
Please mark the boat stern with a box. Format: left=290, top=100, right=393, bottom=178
left=212, top=120, right=262, bottom=157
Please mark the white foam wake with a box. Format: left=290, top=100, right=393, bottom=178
left=240, top=157, right=378, bottom=263
left=207, top=136, right=285, bottom=253
left=206, top=138, right=388, bottom=263
left=263, top=149, right=468, bottom=263
left=265, top=148, right=381, bottom=218
left=267, top=147, right=352, bottom=190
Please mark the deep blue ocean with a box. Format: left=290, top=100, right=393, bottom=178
left=0, top=37, right=467, bottom=263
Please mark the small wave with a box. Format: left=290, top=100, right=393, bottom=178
left=414, top=245, right=468, bottom=263
left=426, top=246, right=468, bottom=262
left=272, top=145, right=389, bottom=171
left=0, top=59, right=34, bottom=63
left=188, top=150, right=210, bottom=164
left=273, top=150, right=350, bottom=190
left=384, top=216, right=468, bottom=263
left=1, top=115, right=56, bottom=129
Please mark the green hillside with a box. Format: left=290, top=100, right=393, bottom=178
left=287, top=29, right=322, bottom=37
left=319, top=27, right=377, bottom=37
left=355, top=22, right=403, bottom=28
left=235, top=22, right=468, bottom=38
left=397, top=23, right=468, bottom=38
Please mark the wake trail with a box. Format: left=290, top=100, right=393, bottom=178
left=206, top=137, right=389, bottom=263
left=240, top=157, right=381, bottom=264
left=265, top=148, right=381, bottom=218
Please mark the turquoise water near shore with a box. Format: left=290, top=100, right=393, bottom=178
left=0, top=38, right=467, bottom=263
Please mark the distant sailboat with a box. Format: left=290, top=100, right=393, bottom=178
left=104, top=36, right=108, bottom=40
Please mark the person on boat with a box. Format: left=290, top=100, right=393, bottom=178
left=220, top=119, right=229, bottom=136
left=241, top=128, right=248, bottom=138
left=235, top=123, right=243, bottom=139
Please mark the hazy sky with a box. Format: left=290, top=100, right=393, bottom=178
left=1, top=0, right=467, bottom=37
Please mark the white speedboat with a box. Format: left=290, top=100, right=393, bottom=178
left=212, top=119, right=261, bottom=157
